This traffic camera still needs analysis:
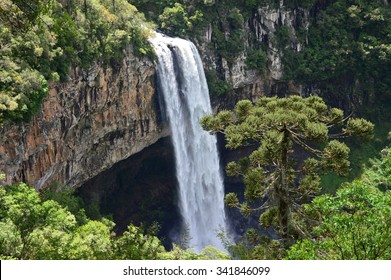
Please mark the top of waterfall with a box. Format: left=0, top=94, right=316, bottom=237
left=149, top=32, right=193, bottom=46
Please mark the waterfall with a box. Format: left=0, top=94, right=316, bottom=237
left=150, top=33, right=228, bottom=252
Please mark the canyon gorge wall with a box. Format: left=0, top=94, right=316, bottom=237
left=0, top=4, right=307, bottom=190
left=0, top=50, right=167, bottom=189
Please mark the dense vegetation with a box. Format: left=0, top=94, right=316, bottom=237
left=279, top=0, right=391, bottom=117
left=0, top=0, right=154, bottom=125
left=0, top=177, right=230, bottom=260
left=287, top=180, right=391, bottom=260
left=286, top=147, right=391, bottom=260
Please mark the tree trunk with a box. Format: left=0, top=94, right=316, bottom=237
left=278, top=129, right=290, bottom=246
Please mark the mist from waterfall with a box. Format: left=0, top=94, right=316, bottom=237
left=150, top=33, right=229, bottom=252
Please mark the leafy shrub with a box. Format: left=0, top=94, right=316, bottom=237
left=245, top=48, right=267, bottom=74
left=205, top=70, right=231, bottom=96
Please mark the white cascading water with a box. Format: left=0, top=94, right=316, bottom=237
left=150, top=33, right=228, bottom=252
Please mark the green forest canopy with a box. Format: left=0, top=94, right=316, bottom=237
left=0, top=180, right=231, bottom=260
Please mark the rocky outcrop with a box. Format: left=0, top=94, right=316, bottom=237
left=199, top=3, right=309, bottom=102
left=252, top=5, right=309, bottom=79
left=0, top=51, right=167, bottom=189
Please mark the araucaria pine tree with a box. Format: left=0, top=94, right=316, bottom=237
left=200, top=95, right=374, bottom=251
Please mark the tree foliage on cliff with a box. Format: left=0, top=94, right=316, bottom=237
left=201, top=95, right=373, bottom=258
left=0, top=0, right=154, bottom=126
left=158, top=2, right=204, bottom=37
left=281, top=0, right=391, bottom=115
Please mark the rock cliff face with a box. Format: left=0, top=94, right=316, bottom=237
left=252, top=6, right=309, bottom=79
left=199, top=4, right=309, bottom=107
left=0, top=51, right=167, bottom=189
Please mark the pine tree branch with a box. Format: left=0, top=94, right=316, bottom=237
left=291, top=133, right=322, bottom=156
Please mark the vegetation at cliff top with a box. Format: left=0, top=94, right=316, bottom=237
left=0, top=0, right=154, bottom=126
left=280, top=0, right=391, bottom=118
